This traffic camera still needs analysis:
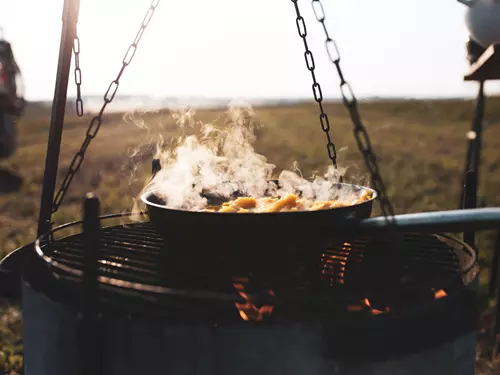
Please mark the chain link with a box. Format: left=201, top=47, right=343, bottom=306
left=290, top=0, right=340, bottom=177
left=310, top=0, right=396, bottom=223
left=73, top=29, right=84, bottom=117
left=52, top=0, right=161, bottom=214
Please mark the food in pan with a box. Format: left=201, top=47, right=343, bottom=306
left=202, top=189, right=373, bottom=213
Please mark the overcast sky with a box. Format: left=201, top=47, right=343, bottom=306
left=1, top=0, right=498, bottom=101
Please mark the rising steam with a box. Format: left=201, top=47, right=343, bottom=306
left=133, top=102, right=362, bottom=212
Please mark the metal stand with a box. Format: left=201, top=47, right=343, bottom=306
left=460, top=79, right=484, bottom=250
left=460, top=42, right=500, bottom=247
left=36, top=0, right=80, bottom=237
left=463, top=41, right=500, bottom=361
left=460, top=43, right=500, bottom=219
left=463, top=171, right=479, bottom=249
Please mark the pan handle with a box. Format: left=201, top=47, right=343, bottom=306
left=358, top=208, right=500, bottom=233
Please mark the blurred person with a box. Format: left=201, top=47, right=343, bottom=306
left=0, top=28, right=25, bottom=159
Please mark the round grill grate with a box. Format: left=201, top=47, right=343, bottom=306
left=32, top=219, right=478, bottom=322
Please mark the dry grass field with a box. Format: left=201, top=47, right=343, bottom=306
left=1, top=97, right=500, bottom=374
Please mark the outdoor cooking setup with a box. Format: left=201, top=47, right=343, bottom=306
left=2, top=0, right=500, bottom=374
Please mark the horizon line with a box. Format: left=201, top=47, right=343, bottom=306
left=26, top=93, right=492, bottom=104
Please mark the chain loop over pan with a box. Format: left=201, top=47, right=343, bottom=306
left=290, top=0, right=340, bottom=176
left=52, top=0, right=161, bottom=213
left=309, top=0, right=396, bottom=223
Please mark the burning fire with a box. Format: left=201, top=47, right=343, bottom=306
left=233, top=277, right=275, bottom=322
left=347, top=298, right=390, bottom=315
left=130, top=103, right=365, bottom=213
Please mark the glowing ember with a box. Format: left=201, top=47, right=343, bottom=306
left=434, top=289, right=447, bottom=299
left=363, top=298, right=389, bottom=315
left=347, top=298, right=390, bottom=315
left=233, top=278, right=275, bottom=322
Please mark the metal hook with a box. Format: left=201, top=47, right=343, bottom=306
left=152, top=158, right=161, bottom=177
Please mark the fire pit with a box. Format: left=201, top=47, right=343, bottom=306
left=2, top=0, right=500, bottom=374
left=9, top=199, right=477, bottom=375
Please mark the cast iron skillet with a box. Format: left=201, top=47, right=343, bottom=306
left=141, top=181, right=377, bottom=247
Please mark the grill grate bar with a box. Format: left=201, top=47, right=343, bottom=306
left=63, top=233, right=164, bottom=251
left=57, top=239, right=161, bottom=259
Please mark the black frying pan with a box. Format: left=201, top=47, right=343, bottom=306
left=142, top=181, right=500, bottom=238
left=141, top=181, right=377, bottom=245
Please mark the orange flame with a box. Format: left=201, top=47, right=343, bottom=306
left=233, top=279, right=275, bottom=322
left=434, top=289, right=447, bottom=299
left=347, top=297, right=390, bottom=315
left=363, top=298, right=389, bottom=315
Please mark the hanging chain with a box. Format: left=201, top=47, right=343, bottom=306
left=73, top=27, right=84, bottom=117
left=52, top=0, right=161, bottom=214
left=290, top=0, right=340, bottom=176
left=309, top=0, right=396, bottom=223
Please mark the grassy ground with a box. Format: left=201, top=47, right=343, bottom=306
left=1, top=98, right=500, bottom=373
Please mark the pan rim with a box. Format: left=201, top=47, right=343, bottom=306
left=140, top=182, right=378, bottom=216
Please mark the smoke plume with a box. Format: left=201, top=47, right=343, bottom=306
left=133, top=103, right=361, bottom=212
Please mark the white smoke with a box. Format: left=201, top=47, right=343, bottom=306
left=134, top=103, right=362, bottom=212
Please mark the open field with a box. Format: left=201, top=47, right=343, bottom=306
left=1, top=97, right=500, bottom=374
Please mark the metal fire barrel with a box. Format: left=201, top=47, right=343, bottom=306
left=11, top=213, right=480, bottom=375
left=20, top=279, right=477, bottom=375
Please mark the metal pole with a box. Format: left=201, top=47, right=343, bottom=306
left=460, top=81, right=485, bottom=212
left=78, top=192, right=102, bottom=375
left=471, top=81, right=485, bottom=187
left=459, top=80, right=485, bottom=251
left=463, top=170, right=478, bottom=248
left=37, top=0, right=81, bottom=237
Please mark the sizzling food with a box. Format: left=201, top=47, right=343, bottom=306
left=202, top=189, right=373, bottom=213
